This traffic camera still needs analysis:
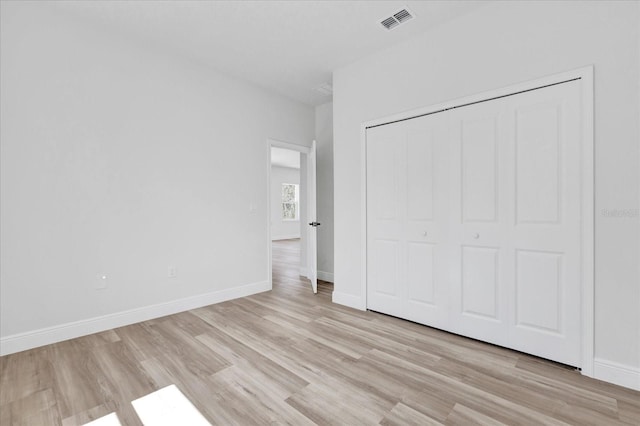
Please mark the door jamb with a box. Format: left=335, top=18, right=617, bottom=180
left=267, top=139, right=311, bottom=291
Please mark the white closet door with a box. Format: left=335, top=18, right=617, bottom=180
left=505, top=81, right=582, bottom=366
left=449, top=81, right=583, bottom=366
left=366, top=114, right=449, bottom=324
left=366, top=78, right=584, bottom=368
left=366, top=121, right=405, bottom=317
left=402, top=114, right=450, bottom=327
left=448, top=99, right=511, bottom=347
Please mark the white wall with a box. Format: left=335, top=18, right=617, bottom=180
left=315, top=102, right=334, bottom=281
left=333, top=0, right=640, bottom=386
left=0, top=2, right=314, bottom=352
left=270, top=165, right=301, bottom=240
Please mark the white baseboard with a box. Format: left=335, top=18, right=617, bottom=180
left=271, top=234, right=300, bottom=241
left=332, top=291, right=366, bottom=311
left=0, top=280, right=270, bottom=356
left=593, top=358, right=640, bottom=391
left=317, top=271, right=334, bottom=283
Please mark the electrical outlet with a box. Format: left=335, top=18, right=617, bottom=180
left=168, top=266, right=177, bottom=278
left=96, top=274, right=108, bottom=290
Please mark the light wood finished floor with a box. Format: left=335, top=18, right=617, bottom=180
left=1, top=238, right=639, bottom=425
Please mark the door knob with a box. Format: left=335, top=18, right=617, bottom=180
left=423, top=231, right=428, bottom=237
left=473, top=233, right=480, bottom=239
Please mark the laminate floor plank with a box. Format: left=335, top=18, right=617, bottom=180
left=286, top=378, right=395, bottom=426
left=61, top=402, right=119, bottom=426
left=434, top=358, right=572, bottom=417
left=364, top=349, right=572, bottom=425
left=208, top=365, right=315, bottom=426
left=552, top=403, right=628, bottom=426
left=138, top=356, right=225, bottom=424
left=514, top=355, right=640, bottom=405
left=46, top=341, right=117, bottom=419
left=192, top=323, right=310, bottom=396
left=398, top=388, right=458, bottom=423
left=285, top=340, right=409, bottom=404
left=1, top=238, right=638, bottom=425
left=362, top=317, right=519, bottom=369
left=0, top=347, right=53, bottom=406
left=150, top=319, right=229, bottom=376
left=445, top=403, right=508, bottom=426
left=618, top=400, right=640, bottom=424
left=380, top=402, right=444, bottom=426
left=4, top=388, right=61, bottom=426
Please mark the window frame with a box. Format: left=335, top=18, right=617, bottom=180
left=281, top=183, right=300, bottom=221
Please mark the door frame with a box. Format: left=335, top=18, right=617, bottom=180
left=266, top=138, right=313, bottom=291
left=360, top=66, right=594, bottom=376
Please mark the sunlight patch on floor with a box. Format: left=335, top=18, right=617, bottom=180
left=82, top=385, right=210, bottom=426
left=83, top=412, right=121, bottom=426
left=131, top=384, right=211, bottom=426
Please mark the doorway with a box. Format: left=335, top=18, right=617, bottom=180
left=267, top=139, right=318, bottom=294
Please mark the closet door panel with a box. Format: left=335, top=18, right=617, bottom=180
left=462, top=117, right=499, bottom=223
left=507, top=81, right=582, bottom=366
left=406, top=242, right=435, bottom=305
left=406, top=124, right=434, bottom=221
left=403, top=115, right=449, bottom=327
left=515, top=250, right=563, bottom=333
left=366, top=122, right=405, bottom=316
left=515, top=102, right=561, bottom=224
left=449, top=100, right=510, bottom=346
left=461, top=246, right=500, bottom=321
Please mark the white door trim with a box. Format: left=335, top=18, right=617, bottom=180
left=267, top=139, right=311, bottom=291
left=360, top=66, right=595, bottom=376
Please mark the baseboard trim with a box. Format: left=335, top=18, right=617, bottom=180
left=317, top=271, right=334, bottom=283
left=332, top=291, right=366, bottom=311
left=0, top=280, right=270, bottom=356
left=593, top=358, right=640, bottom=391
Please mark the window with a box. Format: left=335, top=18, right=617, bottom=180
left=281, top=183, right=299, bottom=221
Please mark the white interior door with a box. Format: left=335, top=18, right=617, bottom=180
left=307, top=140, right=318, bottom=294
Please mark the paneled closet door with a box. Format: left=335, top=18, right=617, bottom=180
left=448, top=80, right=583, bottom=366
left=366, top=78, right=584, bottom=368
left=402, top=113, right=450, bottom=328
left=366, top=113, right=449, bottom=324
left=366, top=121, right=405, bottom=318
left=448, top=99, right=511, bottom=348
left=504, top=80, right=582, bottom=367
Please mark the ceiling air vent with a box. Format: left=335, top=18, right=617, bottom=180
left=394, top=9, right=413, bottom=23
left=380, top=16, right=399, bottom=30
left=379, top=7, right=415, bottom=31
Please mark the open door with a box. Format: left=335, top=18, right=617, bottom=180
left=307, top=140, right=319, bottom=294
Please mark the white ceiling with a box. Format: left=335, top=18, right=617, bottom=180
left=271, top=147, right=300, bottom=169
left=48, top=0, right=488, bottom=106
